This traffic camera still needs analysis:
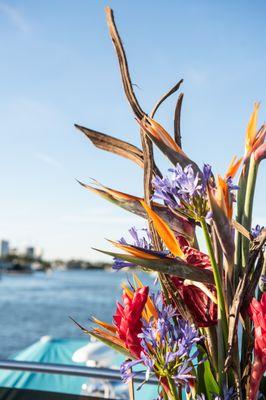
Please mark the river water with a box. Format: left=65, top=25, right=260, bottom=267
left=0, top=269, right=151, bottom=359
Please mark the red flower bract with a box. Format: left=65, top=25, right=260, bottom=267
left=113, top=286, right=149, bottom=358
left=248, top=293, right=266, bottom=400
left=172, top=237, right=217, bottom=327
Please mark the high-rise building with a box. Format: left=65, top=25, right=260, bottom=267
left=1, top=240, right=10, bottom=258
left=26, top=246, right=35, bottom=259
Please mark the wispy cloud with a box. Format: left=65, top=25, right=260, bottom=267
left=0, top=3, right=29, bottom=33
left=35, top=153, right=63, bottom=169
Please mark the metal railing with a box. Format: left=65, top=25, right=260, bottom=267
left=0, top=360, right=157, bottom=385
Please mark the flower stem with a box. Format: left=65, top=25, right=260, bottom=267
left=201, top=219, right=228, bottom=339
left=240, top=154, right=258, bottom=377
left=241, top=154, right=258, bottom=265
left=234, top=164, right=249, bottom=286
left=162, top=388, right=168, bottom=400
left=167, top=377, right=180, bottom=400
left=203, top=326, right=218, bottom=372
left=200, top=218, right=228, bottom=389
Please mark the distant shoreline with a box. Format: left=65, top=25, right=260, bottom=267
left=0, top=257, right=113, bottom=274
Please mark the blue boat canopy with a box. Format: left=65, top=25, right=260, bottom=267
left=0, top=336, right=158, bottom=399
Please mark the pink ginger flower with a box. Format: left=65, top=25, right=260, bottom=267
left=248, top=293, right=266, bottom=400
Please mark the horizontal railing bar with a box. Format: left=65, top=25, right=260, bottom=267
left=0, top=360, right=157, bottom=385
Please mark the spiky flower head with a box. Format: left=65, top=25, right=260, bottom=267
left=120, top=293, right=203, bottom=392
left=251, top=224, right=264, bottom=239
left=152, top=163, right=212, bottom=221
left=113, top=226, right=153, bottom=270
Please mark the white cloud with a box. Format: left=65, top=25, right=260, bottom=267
left=35, top=153, right=63, bottom=169
left=0, top=3, right=29, bottom=33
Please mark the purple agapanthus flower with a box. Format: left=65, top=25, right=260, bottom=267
left=113, top=227, right=152, bottom=270
left=152, top=163, right=212, bottom=219
left=113, top=227, right=169, bottom=271
left=112, top=258, right=135, bottom=271
left=152, top=174, right=180, bottom=209
left=120, top=292, right=203, bottom=392
left=168, top=164, right=202, bottom=200
left=173, top=360, right=194, bottom=386
left=226, top=176, right=239, bottom=192
left=251, top=224, right=264, bottom=238
left=119, top=226, right=152, bottom=249
left=120, top=351, right=154, bottom=384
left=202, top=163, right=212, bottom=191
left=120, top=358, right=143, bottom=383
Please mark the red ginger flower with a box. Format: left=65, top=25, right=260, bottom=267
left=248, top=293, right=266, bottom=400
left=113, top=286, right=149, bottom=358
left=171, top=237, right=217, bottom=327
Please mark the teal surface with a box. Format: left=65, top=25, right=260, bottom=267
left=0, top=337, right=157, bottom=399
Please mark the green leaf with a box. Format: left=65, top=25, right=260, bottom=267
left=197, top=357, right=219, bottom=400
left=93, top=249, right=214, bottom=284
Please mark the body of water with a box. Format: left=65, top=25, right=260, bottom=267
left=0, top=269, right=151, bottom=359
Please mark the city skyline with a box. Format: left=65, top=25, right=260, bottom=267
left=0, top=1, right=265, bottom=261
left=0, top=238, right=38, bottom=259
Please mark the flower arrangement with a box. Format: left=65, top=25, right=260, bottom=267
left=74, top=7, right=266, bottom=400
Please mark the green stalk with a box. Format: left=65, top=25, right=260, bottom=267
left=217, top=309, right=225, bottom=392
left=201, top=219, right=228, bottom=340
left=240, top=154, right=258, bottom=376
left=203, top=326, right=218, bottom=373
left=241, top=155, right=258, bottom=265
left=201, top=219, right=228, bottom=390
left=162, top=388, right=168, bottom=400
left=167, top=377, right=180, bottom=400
left=234, top=161, right=249, bottom=286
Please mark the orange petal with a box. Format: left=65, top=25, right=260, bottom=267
left=133, top=274, right=158, bottom=320
left=252, top=124, right=266, bottom=152
left=217, top=176, right=232, bottom=220
left=245, top=102, right=260, bottom=153
left=140, top=200, right=184, bottom=258
left=225, top=156, right=242, bottom=179
left=92, top=328, right=125, bottom=348
left=141, top=116, right=187, bottom=157
left=91, top=317, right=117, bottom=334
left=92, top=180, right=141, bottom=201
left=109, top=240, right=159, bottom=260
left=121, top=283, right=134, bottom=299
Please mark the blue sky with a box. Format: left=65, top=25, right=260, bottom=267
left=0, top=0, right=265, bottom=261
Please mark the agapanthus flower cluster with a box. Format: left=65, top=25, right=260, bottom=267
left=113, top=226, right=153, bottom=270
left=152, top=163, right=212, bottom=221
left=120, top=293, right=202, bottom=392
